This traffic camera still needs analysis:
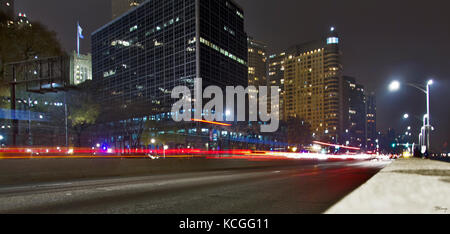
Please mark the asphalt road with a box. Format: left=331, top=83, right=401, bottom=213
left=0, top=158, right=389, bottom=214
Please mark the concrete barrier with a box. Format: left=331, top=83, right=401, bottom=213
left=326, top=158, right=450, bottom=214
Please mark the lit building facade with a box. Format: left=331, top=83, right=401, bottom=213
left=92, top=0, right=248, bottom=107
left=365, top=92, right=377, bottom=150
left=282, top=28, right=343, bottom=142
left=344, top=76, right=366, bottom=147
left=247, top=37, right=267, bottom=87
left=70, top=51, right=92, bottom=86
left=268, top=52, right=286, bottom=120
left=111, top=0, right=144, bottom=20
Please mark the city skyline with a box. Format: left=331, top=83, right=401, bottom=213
left=0, top=0, right=449, bottom=217
left=11, top=0, right=450, bottom=150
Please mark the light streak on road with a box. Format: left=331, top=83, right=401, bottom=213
left=312, top=141, right=361, bottom=151
left=0, top=147, right=392, bottom=161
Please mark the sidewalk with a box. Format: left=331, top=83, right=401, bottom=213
left=326, top=158, right=450, bottom=214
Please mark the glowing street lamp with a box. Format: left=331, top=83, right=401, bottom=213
left=403, top=113, right=409, bottom=119
left=389, top=81, right=401, bottom=92
left=389, top=79, right=434, bottom=152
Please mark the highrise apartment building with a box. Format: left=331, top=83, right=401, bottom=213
left=344, top=76, right=366, bottom=147
left=365, top=92, right=377, bottom=150
left=268, top=52, right=286, bottom=120
left=247, top=37, right=267, bottom=87
left=282, top=28, right=343, bottom=141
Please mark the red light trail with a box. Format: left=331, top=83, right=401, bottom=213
left=191, top=119, right=232, bottom=126
left=0, top=147, right=388, bottom=161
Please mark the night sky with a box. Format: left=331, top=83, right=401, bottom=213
left=14, top=0, right=450, bottom=151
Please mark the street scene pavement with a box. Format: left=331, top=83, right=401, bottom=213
left=0, top=158, right=388, bottom=214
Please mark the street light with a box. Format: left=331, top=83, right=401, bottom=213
left=389, top=79, right=434, bottom=152
left=389, top=80, right=401, bottom=92
left=403, top=113, right=409, bottom=119
left=0, top=135, right=3, bottom=141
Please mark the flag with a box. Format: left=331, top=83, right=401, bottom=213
left=78, top=23, right=84, bottom=39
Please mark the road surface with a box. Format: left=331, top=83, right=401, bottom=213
left=0, top=158, right=389, bottom=213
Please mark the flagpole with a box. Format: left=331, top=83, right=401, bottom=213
left=77, top=21, right=79, bottom=56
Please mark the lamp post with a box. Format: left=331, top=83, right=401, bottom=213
left=389, top=80, right=434, bottom=153
left=426, top=80, right=433, bottom=152
left=402, top=113, right=422, bottom=148
left=163, top=145, right=169, bottom=158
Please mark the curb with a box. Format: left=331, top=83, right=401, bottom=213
left=325, top=158, right=450, bottom=214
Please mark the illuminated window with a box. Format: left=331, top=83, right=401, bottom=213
left=236, top=11, right=244, bottom=19
left=327, top=37, right=339, bottom=44
left=130, top=25, right=138, bottom=32
left=200, top=37, right=247, bottom=65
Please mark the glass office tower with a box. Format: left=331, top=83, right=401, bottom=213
left=92, top=0, right=247, bottom=108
